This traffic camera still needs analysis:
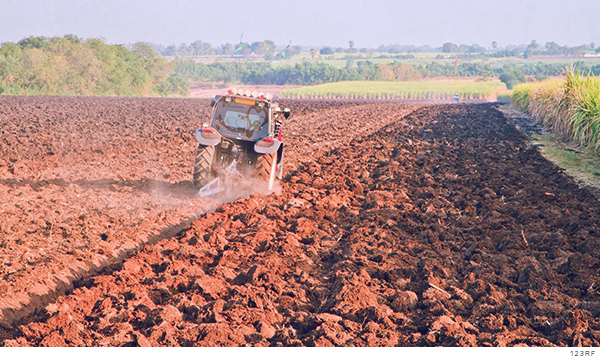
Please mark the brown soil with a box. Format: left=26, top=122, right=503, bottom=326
left=2, top=98, right=600, bottom=347
left=0, top=95, right=416, bottom=333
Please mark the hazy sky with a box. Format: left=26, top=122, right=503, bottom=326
left=1, top=0, right=599, bottom=49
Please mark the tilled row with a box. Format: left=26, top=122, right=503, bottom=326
left=4, top=103, right=600, bottom=346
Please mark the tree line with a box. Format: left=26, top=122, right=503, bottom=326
left=174, top=58, right=600, bottom=88
left=0, top=35, right=188, bottom=96
left=441, top=40, right=599, bottom=57
left=159, top=39, right=600, bottom=59
left=150, top=39, right=303, bottom=61
left=2, top=35, right=599, bottom=96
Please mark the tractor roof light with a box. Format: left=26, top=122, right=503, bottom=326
left=251, top=91, right=258, bottom=98
left=259, top=92, right=265, bottom=99
left=245, top=90, right=252, bottom=97
left=228, top=89, right=234, bottom=94
left=265, top=93, right=273, bottom=101
left=236, top=89, right=244, bottom=96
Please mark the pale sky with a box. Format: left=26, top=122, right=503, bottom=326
left=1, top=0, right=598, bottom=49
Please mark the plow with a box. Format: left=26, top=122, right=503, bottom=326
left=197, top=151, right=279, bottom=197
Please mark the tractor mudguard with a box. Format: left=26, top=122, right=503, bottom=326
left=254, top=139, right=282, bottom=155
left=195, top=128, right=221, bottom=147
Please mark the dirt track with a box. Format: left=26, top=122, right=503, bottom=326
left=1, top=97, right=600, bottom=347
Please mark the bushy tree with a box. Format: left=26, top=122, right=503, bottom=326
left=290, top=45, right=303, bottom=57
left=499, top=65, right=526, bottom=89
left=320, top=47, right=333, bottom=55
left=0, top=35, right=182, bottom=96
left=442, top=43, right=458, bottom=53
left=190, top=40, right=214, bottom=56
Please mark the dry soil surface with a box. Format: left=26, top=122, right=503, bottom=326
left=0, top=96, right=415, bottom=332
left=2, top=98, right=600, bottom=347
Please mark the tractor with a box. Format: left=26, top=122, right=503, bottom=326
left=193, top=89, right=290, bottom=196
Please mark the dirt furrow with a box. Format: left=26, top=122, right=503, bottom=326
left=0, top=96, right=416, bottom=330
left=3, top=102, right=600, bottom=346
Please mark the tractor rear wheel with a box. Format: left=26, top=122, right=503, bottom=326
left=255, top=153, right=276, bottom=182
left=193, top=145, right=215, bottom=188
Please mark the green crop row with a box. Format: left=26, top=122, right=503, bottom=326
left=512, top=68, right=600, bottom=152
left=280, top=81, right=506, bottom=100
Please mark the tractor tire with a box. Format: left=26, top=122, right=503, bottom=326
left=255, top=153, right=276, bottom=182
left=193, top=145, right=215, bottom=188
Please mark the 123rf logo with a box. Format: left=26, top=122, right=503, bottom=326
left=571, top=350, right=596, bottom=357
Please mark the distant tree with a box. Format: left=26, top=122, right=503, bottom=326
left=571, top=45, right=585, bottom=56
left=335, top=47, right=344, bottom=53
left=220, top=43, right=234, bottom=55
left=178, top=43, right=188, bottom=57
left=263, top=40, right=276, bottom=54
left=290, top=45, right=302, bottom=57
left=163, top=44, right=177, bottom=56
left=190, top=40, right=213, bottom=56
left=357, top=60, right=381, bottom=80
left=499, top=65, right=526, bottom=89
left=310, top=48, right=316, bottom=59
left=545, top=42, right=557, bottom=52
left=525, top=40, right=539, bottom=56
left=251, top=40, right=276, bottom=55
left=530, top=40, right=538, bottom=49
left=251, top=41, right=267, bottom=55
left=442, top=42, right=458, bottom=53
left=319, top=47, right=333, bottom=55
left=591, top=42, right=596, bottom=50
left=348, top=41, right=356, bottom=53
left=492, top=41, right=498, bottom=50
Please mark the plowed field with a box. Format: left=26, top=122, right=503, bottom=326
left=1, top=97, right=600, bottom=347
